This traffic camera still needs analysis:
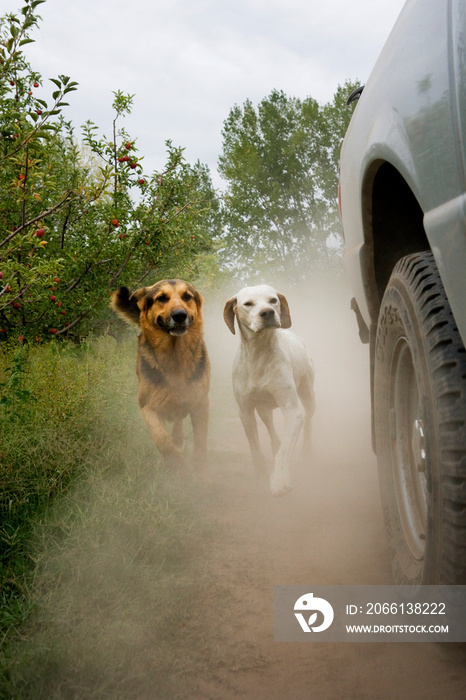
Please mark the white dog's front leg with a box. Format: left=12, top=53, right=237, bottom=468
left=238, top=407, right=268, bottom=479
left=270, top=405, right=303, bottom=496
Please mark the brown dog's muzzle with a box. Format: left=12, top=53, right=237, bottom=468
left=157, top=308, right=192, bottom=336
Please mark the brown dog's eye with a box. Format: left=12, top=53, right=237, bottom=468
left=182, top=292, right=193, bottom=302
left=156, top=293, right=170, bottom=303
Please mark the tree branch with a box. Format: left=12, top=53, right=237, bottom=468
left=55, top=310, right=89, bottom=336
left=0, top=190, right=78, bottom=250
left=109, top=248, right=134, bottom=287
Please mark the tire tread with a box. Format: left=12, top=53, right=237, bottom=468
left=379, top=251, right=466, bottom=583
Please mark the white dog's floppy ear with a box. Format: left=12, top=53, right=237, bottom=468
left=278, top=293, right=292, bottom=328
left=223, top=297, right=237, bottom=334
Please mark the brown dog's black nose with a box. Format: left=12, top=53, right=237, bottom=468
left=171, top=309, right=188, bottom=324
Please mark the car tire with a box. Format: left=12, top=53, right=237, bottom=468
left=374, top=250, right=466, bottom=584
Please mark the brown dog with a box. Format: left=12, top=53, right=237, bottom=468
left=112, top=279, right=210, bottom=472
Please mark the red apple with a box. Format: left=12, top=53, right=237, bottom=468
left=33, top=81, right=39, bottom=88
left=50, top=328, right=57, bottom=335
left=50, top=295, right=56, bottom=302
left=130, top=162, right=137, bottom=169
left=35, top=229, right=45, bottom=238
left=138, top=178, right=145, bottom=185
left=125, top=142, right=132, bottom=149
left=111, top=218, right=119, bottom=227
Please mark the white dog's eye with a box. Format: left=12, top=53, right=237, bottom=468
left=269, top=298, right=278, bottom=304
left=244, top=301, right=254, bottom=307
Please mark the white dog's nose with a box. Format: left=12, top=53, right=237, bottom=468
left=260, top=307, right=275, bottom=319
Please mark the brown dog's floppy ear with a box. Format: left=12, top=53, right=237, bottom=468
left=223, top=297, right=237, bottom=335
left=277, top=293, right=292, bottom=328
left=112, top=286, right=144, bottom=326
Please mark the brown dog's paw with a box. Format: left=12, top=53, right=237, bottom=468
left=162, top=450, right=187, bottom=471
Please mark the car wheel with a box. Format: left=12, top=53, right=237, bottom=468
left=374, top=250, right=466, bottom=583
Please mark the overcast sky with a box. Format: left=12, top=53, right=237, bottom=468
left=22, top=0, right=406, bottom=188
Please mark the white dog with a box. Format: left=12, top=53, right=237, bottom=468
left=223, top=285, right=315, bottom=496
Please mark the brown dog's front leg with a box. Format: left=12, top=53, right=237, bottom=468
left=190, top=395, right=209, bottom=473
left=140, top=405, right=185, bottom=469
left=172, top=419, right=185, bottom=448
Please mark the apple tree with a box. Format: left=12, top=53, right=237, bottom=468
left=0, top=0, right=221, bottom=344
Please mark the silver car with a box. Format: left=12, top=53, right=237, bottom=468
left=339, top=0, right=466, bottom=584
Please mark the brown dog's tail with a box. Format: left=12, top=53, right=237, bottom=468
left=111, top=286, right=141, bottom=326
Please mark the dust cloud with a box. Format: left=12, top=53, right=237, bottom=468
left=203, top=273, right=385, bottom=587
left=11, top=272, right=466, bottom=699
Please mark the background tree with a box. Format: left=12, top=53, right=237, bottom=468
left=0, top=0, right=222, bottom=344
left=218, top=84, right=358, bottom=284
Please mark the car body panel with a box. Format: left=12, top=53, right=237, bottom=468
left=340, top=0, right=466, bottom=347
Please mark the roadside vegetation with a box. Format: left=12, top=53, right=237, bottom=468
left=1, top=0, right=357, bottom=694
left=1, top=336, right=137, bottom=632
left=0, top=334, right=240, bottom=698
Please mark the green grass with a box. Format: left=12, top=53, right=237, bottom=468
left=2, top=467, right=223, bottom=698
left=0, top=337, right=137, bottom=641
left=0, top=335, right=255, bottom=699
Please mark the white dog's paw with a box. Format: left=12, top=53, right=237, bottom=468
left=270, top=469, right=291, bottom=497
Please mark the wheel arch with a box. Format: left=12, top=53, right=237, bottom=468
left=362, top=161, right=430, bottom=322
left=360, top=161, right=430, bottom=451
